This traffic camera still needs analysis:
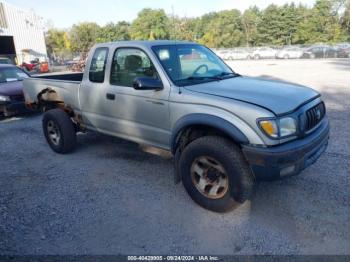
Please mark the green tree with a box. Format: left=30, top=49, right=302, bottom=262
left=70, top=22, right=100, bottom=53
left=130, top=8, right=170, bottom=40
left=242, top=6, right=260, bottom=46
left=45, top=29, right=71, bottom=59
left=97, top=21, right=131, bottom=42
left=198, top=10, right=244, bottom=48
left=295, top=0, right=345, bottom=43
left=170, top=17, right=197, bottom=41
left=45, top=1, right=350, bottom=52
left=192, top=13, right=217, bottom=40
left=341, top=0, right=350, bottom=39
left=256, top=4, right=285, bottom=45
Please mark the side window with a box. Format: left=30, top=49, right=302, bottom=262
left=110, top=48, right=159, bottom=87
left=89, top=47, right=108, bottom=83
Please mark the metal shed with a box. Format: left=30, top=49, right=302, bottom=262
left=0, top=1, right=47, bottom=64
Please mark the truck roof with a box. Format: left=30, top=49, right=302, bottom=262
left=94, top=40, right=198, bottom=49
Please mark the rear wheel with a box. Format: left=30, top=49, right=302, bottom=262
left=179, top=136, right=254, bottom=212
left=42, top=109, right=77, bottom=154
left=254, top=54, right=260, bottom=60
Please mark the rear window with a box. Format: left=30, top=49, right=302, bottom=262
left=89, top=47, right=108, bottom=83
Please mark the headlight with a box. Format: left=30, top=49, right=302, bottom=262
left=279, top=117, right=297, bottom=137
left=0, top=95, right=10, bottom=102
left=259, top=117, right=297, bottom=139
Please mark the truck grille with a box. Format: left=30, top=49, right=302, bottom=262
left=9, top=95, right=24, bottom=102
left=305, top=102, right=325, bottom=131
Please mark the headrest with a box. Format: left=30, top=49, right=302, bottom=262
left=124, top=55, right=142, bottom=71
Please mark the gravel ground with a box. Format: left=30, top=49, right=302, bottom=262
left=0, top=59, right=349, bottom=255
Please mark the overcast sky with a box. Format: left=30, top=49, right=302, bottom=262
left=7, top=0, right=316, bottom=28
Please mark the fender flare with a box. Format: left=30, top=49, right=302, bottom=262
left=170, top=113, right=249, bottom=154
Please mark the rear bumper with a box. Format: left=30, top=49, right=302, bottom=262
left=242, top=117, right=329, bottom=181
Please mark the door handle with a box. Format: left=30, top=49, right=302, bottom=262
left=106, top=93, right=115, bottom=100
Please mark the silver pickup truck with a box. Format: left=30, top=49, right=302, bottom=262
left=23, top=41, right=329, bottom=212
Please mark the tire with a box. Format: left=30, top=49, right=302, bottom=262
left=284, top=54, right=290, bottom=59
left=254, top=54, right=260, bottom=60
left=42, top=108, right=77, bottom=154
left=178, top=136, right=254, bottom=212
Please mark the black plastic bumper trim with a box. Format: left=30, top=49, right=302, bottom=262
left=242, top=117, right=330, bottom=181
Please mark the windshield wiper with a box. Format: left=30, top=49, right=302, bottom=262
left=177, top=72, right=240, bottom=84
left=184, top=75, right=222, bottom=81
left=214, top=72, right=240, bottom=79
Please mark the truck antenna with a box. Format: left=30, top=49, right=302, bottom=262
left=172, top=5, right=176, bottom=41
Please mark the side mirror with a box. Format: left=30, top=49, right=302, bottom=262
left=133, top=77, right=163, bottom=91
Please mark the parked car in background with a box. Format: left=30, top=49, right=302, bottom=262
left=302, top=45, right=337, bottom=58
left=20, top=59, right=39, bottom=72
left=276, top=47, right=304, bottom=59
left=336, top=47, right=350, bottom=58
left=213, top=49, right=229, bottom=58
left=0, top=57, right=13, bottom=65
left=223, top=49, right=252, bottom=60
left=334, top=43, right=350, bottom=51
left=20, top=58, right=49, bottom=73
left=0, top=64, right=30, bottom=117
left=251, top=47, right=277, bottom=59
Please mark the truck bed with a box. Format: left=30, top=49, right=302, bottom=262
left=23, top=72, right=82, bottom=111
left=32, top=72, right=83, bottom=82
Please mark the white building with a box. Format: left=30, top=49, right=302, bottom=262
left=0, top=1, right=47, bottom=64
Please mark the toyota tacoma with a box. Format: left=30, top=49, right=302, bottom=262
left=23, top=41, right=329, bottom=212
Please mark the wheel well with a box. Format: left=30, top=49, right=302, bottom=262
left=37, top=89, right=85, bottom=131
left=36, top=88, right=73, bottom=116
left=174, top=124, right=239, bottom=154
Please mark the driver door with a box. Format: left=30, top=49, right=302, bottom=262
left=106, top=47, right=171, bottom=148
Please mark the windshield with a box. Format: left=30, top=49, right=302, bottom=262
left=152, top=44, right=237, bottom=86
left=0, top=67, right=29, bottom=83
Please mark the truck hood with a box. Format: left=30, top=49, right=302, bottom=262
left=0, top=81, right=24, bottom=96
left=184, top=76, right=319, bottom=115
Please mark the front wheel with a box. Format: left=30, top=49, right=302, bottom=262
left=178, top=136, right=254, bottom=212
left=42, top=109, right=77, bottom=154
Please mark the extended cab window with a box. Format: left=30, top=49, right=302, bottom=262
left=89, top=47, right=108, bottom=83
left=110, top=48, right=159, bottom=87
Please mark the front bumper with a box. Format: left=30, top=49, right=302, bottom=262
left=242, top=117, right=329, bottom=181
